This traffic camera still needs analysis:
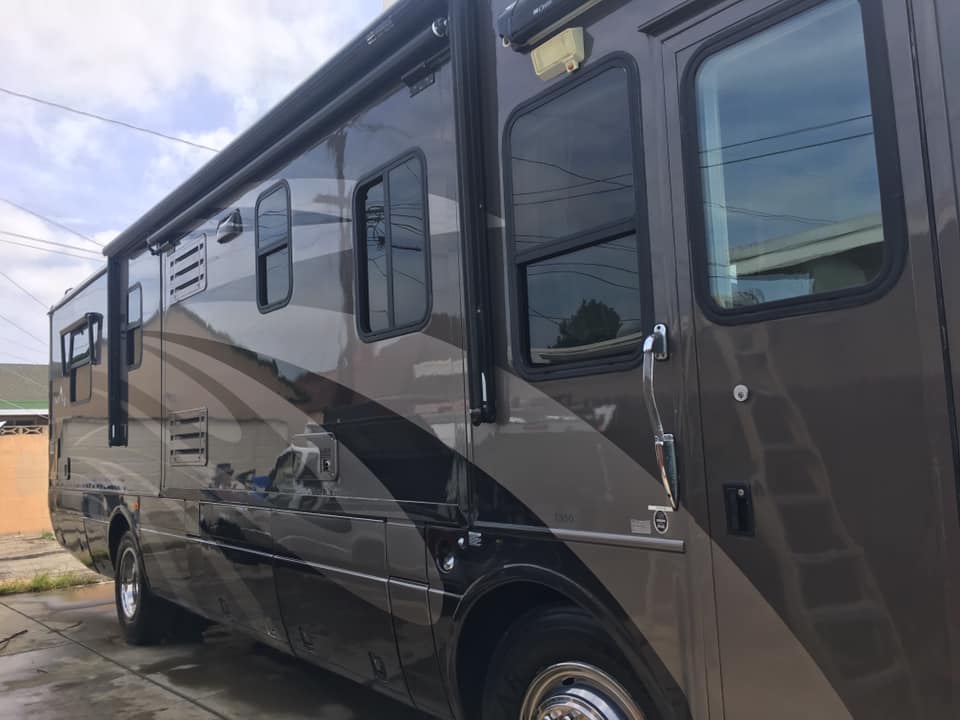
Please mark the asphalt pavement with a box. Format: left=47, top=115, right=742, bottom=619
left=0, top=582, right=428, bottom=719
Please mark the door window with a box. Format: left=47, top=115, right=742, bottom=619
left=691, top=0, right=902, bottom=315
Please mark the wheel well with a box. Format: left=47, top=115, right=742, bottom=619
left=455, top=581, right=570, bottom=720
left=108, top=514, right=130, bottom=570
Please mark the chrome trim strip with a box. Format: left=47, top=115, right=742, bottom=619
left=274, top=554, right=386, bottom=584
left=387, top=576, right=430, bottom=591
left=200, top=500, right=385, bottom=527
left=475, top=521, right=685, bottom=553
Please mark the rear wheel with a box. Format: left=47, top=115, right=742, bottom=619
left=481, top=605, right=651, bottom=720
left=114, top=531, right=175, bottom=645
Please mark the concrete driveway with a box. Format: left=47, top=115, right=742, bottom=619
left=0, top=583, right=429, bottom=719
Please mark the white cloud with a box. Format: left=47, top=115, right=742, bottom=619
left=0, top=0, right=383, bottom=364
left=0, top=1, right=376, bottom=116
left=0, top=202, right=104, bottom=363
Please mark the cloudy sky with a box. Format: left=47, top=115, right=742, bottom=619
left=0, top=0, right=383, bottom=364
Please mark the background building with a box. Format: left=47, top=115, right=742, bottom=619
left=0, top=364, right=50, bottom=534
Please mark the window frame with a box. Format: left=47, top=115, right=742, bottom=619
left=503, top=53, right=653, bottom=380
left=680, top=0, right=907, bottom=325
left=254, top=179, right=294, bottom=314
left=125, top=282, right=143, bottom=371
left=352, top=148, right=433, bottom=342
left=60, top=313, right=101, bottom=405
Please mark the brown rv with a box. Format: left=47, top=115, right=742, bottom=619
left=48, top=0, right=960, bottom=718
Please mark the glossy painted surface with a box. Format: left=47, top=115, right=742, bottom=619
left=661, top=0, right=960, bottom=717
left=45, top=0, right=960, bottom=719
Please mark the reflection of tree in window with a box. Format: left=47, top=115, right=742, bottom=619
left=524, top=238, right=644, bottom=365
left=555, top=300, right=622, bottom=349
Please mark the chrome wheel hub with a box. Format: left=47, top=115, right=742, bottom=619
left=521, top=662, right=646, bottom=720
left=118, top=546, right=140, bottom=620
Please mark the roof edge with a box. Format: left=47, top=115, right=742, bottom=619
left=49, top=264, right=107, bottom=315
left=102, top=0, right=445, bottom=259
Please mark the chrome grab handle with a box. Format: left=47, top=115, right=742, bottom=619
left=642, top=324, right=679, bottom=510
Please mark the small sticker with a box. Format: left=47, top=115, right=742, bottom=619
left=653, top=510, right=669, bottom=535
left=648, top=504, right=675, bottom=513
left=630, top=518, right=651, bottom=535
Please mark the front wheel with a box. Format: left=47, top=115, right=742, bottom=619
left=114, top=531, right=174, bottom=645
left=482, top=605, right=652, bottom=720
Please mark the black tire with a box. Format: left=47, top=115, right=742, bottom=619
left=481, top=604, right=654, bottom=720
left=114, top=530, right=175, bottom=645
left=169, top=605, right=211, bottom=643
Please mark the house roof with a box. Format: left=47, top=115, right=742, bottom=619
left=0, top=364, right=48, bottom=412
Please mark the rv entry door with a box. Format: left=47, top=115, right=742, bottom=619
left=662, top=0, right=957, bottom=718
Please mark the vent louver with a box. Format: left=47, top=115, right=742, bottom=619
left=168, top=233, right=207, bottom=303
left=169, top=407, right=208, bottom=466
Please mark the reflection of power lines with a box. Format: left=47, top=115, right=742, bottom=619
left=512, top=155, right=632, bottom=190
left=699, top=131, right=874, bottom=169
left=539, top=260, right=638, bottom=275
left=527, top=268, right=639, bottom=292
left=705, top=201, right=837, bottom=226
left=369, top=255, right=425, bottom=286
left=515, top=235, right=640, bottom=254
left=699, top=113, right=872, bottom=154
left=513, top=184, right=630, bottom=207
left=512, top=171, right=632, bottom=197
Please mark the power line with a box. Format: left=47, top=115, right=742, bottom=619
left=0, top=230, right=101, bottom=257
left=0, top=236, right=101, bottom=261
left=512, top=155, right=633, bottom=189
left=0, top=269, right=46, bottom=308
left=0, top=197, right=103, bottom=248
left=0, top=86, right=221, bottom=153
left=0, top=309, right=46, bottom=345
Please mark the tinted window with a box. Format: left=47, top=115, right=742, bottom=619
left=256, top=183, right=292, bottom=311
left=70, top=326, right=89, bottom=365
left=261, top=247, right=291, bottom=308
left=127, top=286, right=142, bottom=324
left=126, top=286, right=142, bottom=368
left=257, top=186, right=289, bottom=249
left=526, top=237, right=644, bottom=365
left=389, top=159, right=428, bottom=327
left=356, top=154, right=429, bottom=338
left=695, top=0, right=887, bottom=310
left=361, top=180, right=389, bottom=333
left=509, top=67, right=635, bottom=250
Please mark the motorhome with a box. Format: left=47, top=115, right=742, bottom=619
left=49, top=0, right=960, bottom=718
